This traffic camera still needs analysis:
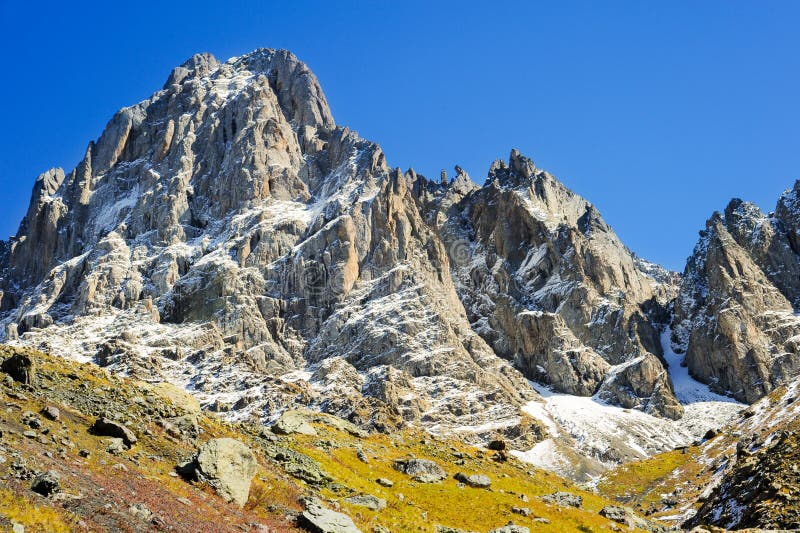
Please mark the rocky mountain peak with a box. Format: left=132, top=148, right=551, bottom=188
left=4, top=47, right=793, bottom=484
left=164, top=52, right=221, bottom=88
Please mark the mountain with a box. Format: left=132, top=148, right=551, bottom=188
left=3, top=48, right=800, bottom=529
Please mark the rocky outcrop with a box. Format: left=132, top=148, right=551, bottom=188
left=673, top=192, right=800, bottom=403
left=427, top=150, right=680, bottom=416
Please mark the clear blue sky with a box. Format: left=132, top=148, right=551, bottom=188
left=1, top=1, right=798, bottom=271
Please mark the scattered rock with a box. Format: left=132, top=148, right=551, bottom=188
left=178, top=438, right=257, bottom=507
left=511, top=507, right=531, bottom=517
left=128, top=503, right=153, bottom=521
left=488, top=523, right=529, bottom=533
left=272, top=410, right=317, bottom=436
left=297, top=497, right=362, bottom=533
left=599, top=505, right=668, bottom=532
left=434, top=526, right=479, bottom=533
left=541, top=491, right=582, bottom=508
left=1, top=353, right=35, bottom=386
left=344, top=494, right=386, bottom=511
left=31, top=470, right=60, bottom=496
left=11, top=523, right=24, bottom=533
left=375, top=478, right=394, bottom=487
left=22, top=411, right=42, bottom=429
left=393, top=458, right=446, bottom=483
left=454, top=472, right=491, bottom=488
left=90, top=418, right=137, bottom=447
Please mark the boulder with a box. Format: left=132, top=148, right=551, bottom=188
left=90, top=418, right=138, bottom=447
left=179, top=438, right=257, bottom=507
left=41, top=406, right=60, bottom=421
left=30, top=470, right=60, bottom=496
left=541, top=491, right=582, bottom=508
left=1, top=353, right=35, bottom=386
left=297, top=498, right=362, bottom=533
left=272, top=410, right=317, bottom=436
left=488, top=524, right=530, bottom=533
left=343, top=494, right=386, bottom=511
left=454, top=472, right=491, bottom=488
left=392, top=457, right=446, bottom=483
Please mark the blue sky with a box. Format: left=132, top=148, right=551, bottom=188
left=1, top=1, right=798, bottom=271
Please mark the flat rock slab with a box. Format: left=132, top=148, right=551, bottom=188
left=298, top=501, right=362, bottom=533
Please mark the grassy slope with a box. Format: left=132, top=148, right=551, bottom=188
left=0, top=345, right=656, bottom=532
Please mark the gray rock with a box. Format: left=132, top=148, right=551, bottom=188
left=488, top=524, right=530, bottom=533
left=128, top=503, right=153, bottom=521
left=41, top=405, right=60, bottom=421
left=393, top=458, right=446, bottom=483
left=541, top=491, right=582, bottom=508
left=343, top=494, right=386, bottom=511
left=30, top=470, right=60, bottom=496
left=434, top=527, right=479, bottom=533
left=298, top=498, right=362, bottom=533
left=454, top=472, right=491, bottom=488
left=179, top=438, right=258, bottom=508
left=272, top=410, right=317, bottom=436
left=375, top=478, right=394, bottom=487
left=106, top=438, right=126, bottom=454
left=90, top=418, right=137, bottom=447
left=511, top=507, right=531, bottom=517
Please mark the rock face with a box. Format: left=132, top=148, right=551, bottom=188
left=427, top=151, right=682, bottom=418
left=180, top=438, right=257, bottom=507
left=0, top=48, right=536, bottom=443
left=673, top=190, right=800, bottom=403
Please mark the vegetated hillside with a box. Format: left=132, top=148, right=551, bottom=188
left=599, top=377, right=800, bottom=531
left=0, top=345, right=666, bottom=532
